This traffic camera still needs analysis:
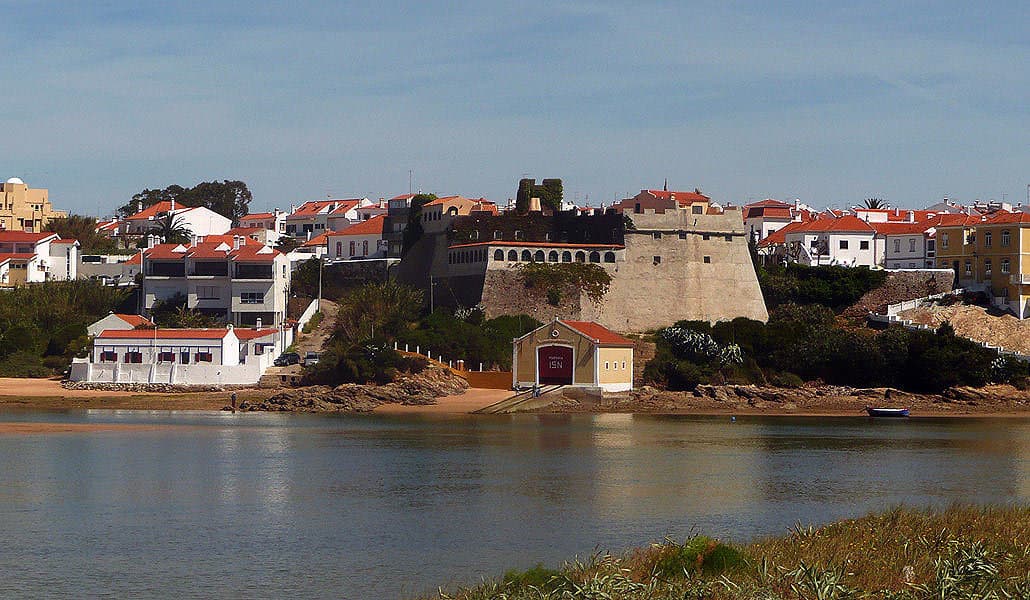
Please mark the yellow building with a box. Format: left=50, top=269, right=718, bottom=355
left=0, top=178, right=67, bottom=233
left=936, top=212, right=1030, bottom=318
left=513, top=319, right=634, bottom=392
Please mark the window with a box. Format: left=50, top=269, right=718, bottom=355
left=859, top=240, right=869, bottom=250
left=985, top=259, right=992, bottom=275
left=691, top=205, right=703, bottom=214
left=909, top=239, right=916, bottom=253
left=702, top=234, right=710, bottom=241
left=561, top=251, right=572, bottom=263
left=652, top=232, right=662, bottom=239
left=622, top=361, right=626, bottom=369
left=99, top=351, right=117, bottom=362
left=941, top=233, right=949, bottom=248
left=703, top=256, right=711, bottom=263
left=984, top=231, right=992, bottom=247
left=810, top=240, right=818, bottom=249
left=180, top=352, right=190, bottom=364
left=1002, top=230, right=1011, bottom=247
left=678, top=232, right=687, bottom=240
left=1002, top=258, right=1010, bottom=274
left=575, top=251, right=586, bottom=262
left=605, top=361, right=609, bottom=370
left=840, top=240, right=849, bottom=250
left=544, top=233, right=552, bottom=241
left=336, top=241, right=342, bottom=257
left=493, top=230, right=502, bottom=240
left=241, top=292, right=264, bottom=304
left=589, top=251, right=601, bottom=263
left=894, top=239, right=901, bottom=253
left=195, top=352, right=213, bottom=363
left=965, top=261, right=972, bottom=276
left=362, top=240, right=368, bottom=255
left=158, top=351, right=175, bottom=362
left=521, top=250, right=532, bottom=262
left=470, top=230, right=479, bottom=241
left=653, top=256, right=661, bottom=265
left=349, top=241, right=355, bottom=256
left=494, top=249, right=504, bottom=261
left=603, top=251, right=616, bottom=263
left=508, top=250, right=518, bottom=261
left=124, top=351, right=142, bottom=364
left=548, top=251, right=559, bottom=262
left=197, top=285, right=219, bottom=300
left=725, top=235, right=732, bottom=242
left=514, top=230, right=524, bottom=240
left=534, top=250, right=545, bottom=262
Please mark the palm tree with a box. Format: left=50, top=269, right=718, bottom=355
left=863, top=198, right=887, bottom=209
left=148, top=213, right=192, bottom=245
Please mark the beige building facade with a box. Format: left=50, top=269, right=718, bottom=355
left=513, top=319, right=634, bottom=392
left=0, top=178, right=67, bottom=233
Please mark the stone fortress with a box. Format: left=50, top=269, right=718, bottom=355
left=397, top=189, right=768, bottom=332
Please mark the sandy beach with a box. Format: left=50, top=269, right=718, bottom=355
left=373, top=388, right=511, bottom=414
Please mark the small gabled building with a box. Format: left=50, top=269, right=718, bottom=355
left=327, top=214, right=387, bottom=260
left=87, top=313, right=155, bottom=337
left=513, top=319, right=635, bottom=392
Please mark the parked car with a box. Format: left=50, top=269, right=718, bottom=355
left=303, top=352, right=321, bottom=366
left=274, top=352, right=301, bottom=367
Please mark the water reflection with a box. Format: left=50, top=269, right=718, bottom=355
left=0, top=410, right=1027, bottom=600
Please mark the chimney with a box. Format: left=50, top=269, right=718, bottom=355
left=290, top=204, right=296, bottom=214
left=190, top=234, right=197, bottom=246
left=170, top=198, right=175, bottom=212
left=233, top=236, right=242, bottom=250
left=255, top=317, right=262, bottom=329
left=137, top=201, right=142, bottom=214
left=907, top=210, right=915, bottom=223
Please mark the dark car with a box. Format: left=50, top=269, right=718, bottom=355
left=274, top=352, right=301, bottom=367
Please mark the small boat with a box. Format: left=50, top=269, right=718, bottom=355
left=866, top=407, right=910, bottom=418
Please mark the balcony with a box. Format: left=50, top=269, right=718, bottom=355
left=1011, top=273, right=1030, bottom=285
left=233, top=265, right=273, bottom=280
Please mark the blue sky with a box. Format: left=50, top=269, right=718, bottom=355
left=1, top=1, right=1027, bottom=215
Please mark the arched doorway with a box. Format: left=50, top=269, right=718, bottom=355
left=537, top=345, right=573, bottom=385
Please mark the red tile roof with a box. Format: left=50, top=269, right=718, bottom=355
left=125, top=201, right=176, bottom=220
left=241, top=212, right=275, bottom=220
left=291, top=199, right=363, bottom=216
left=869, top=222, right=929, bottom=235
left=795, top=215, right=875, bottom=233
left=113, top=314, right=155, bottom=328
left=52, top=238, right=78, bottom=244
left=225, top=227, right=265, bottom=236
left=302, top=233, right=328, bottom=247
left=0, top=231, right=58, bottom=243
left=0, top=252, right=37, bottom=263
left=234, top=328, right=280, bottom=340
left=646, top=190, right=710, bottom=205
left=96, top=328, right=231, bottom=340
left=330, top=214, right=385, bottom=236
left=984, top=211, right=1030, bottom=225
left=142, top=244, right=189, bottom=260
left=389, top=194, right=416, bottom=201
left=744, top=199, right=791, bottom=209
left=229, top=245, right=281, bottom=262
left=125, top=252, right=143, bottom=266
left=561, top=321, right=635, bottom=347
left=757, top=221, right=806, bottom=247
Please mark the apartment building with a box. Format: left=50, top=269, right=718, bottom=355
left=0, top=177, right=67, bottom=233
left=326, top=215, right=387, bottom=260
left=284, top=199, right=372, bottom=239
left=0, top=231, right=79, bottom=286
left=141, top=236, right=290, bottom=327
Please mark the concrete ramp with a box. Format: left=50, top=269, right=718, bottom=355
left=473, top=385, right=564, bottom=414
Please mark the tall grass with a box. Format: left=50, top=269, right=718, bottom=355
left=425, top=505, right=1030, bottom=599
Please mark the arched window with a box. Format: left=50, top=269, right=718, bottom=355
left=603, top=251, right=616, bottom=263
left=561, top=251, right=572, bottom=263
left=575, top=251, right=586, bottom=263
left=470, top=230, right=479, bottom=240
left=548, top=251, right=559, bottom=262
left=534, top=250, right=545, bottom=262
left=589, top=251, right=600, bottom=263
left=521, top=250, right=533, bottom=262
left=448, top=207, right=458, bottom=216
left=494, top=249, right=504, bottom=261
left=508, top=250, right=518, bottom=261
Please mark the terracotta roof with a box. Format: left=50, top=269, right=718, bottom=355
left=744, top=199, right=790, bottom=209
left=142, top=244, right=189, bottom=260
left=757, top=221, right=805, bottom=247
left=290, top=199, right=363, bottom=216
left=0, top=252, right=36, bottom=263
left=745, top=206, right=792, bottom=219
left=113, top=314, right=155, bottom=327
left=389, top=194, right=416, bottom=201
left=0, top=231, right=58, bottom=243
left=423, top=195, right=468, bottom=207
left=125, top=252, right=143, bottom=266
left=330, top=214, right=385, bottom=236
left=229, top=244, right=281, bottom=262
left=52, top=238, right=79, bottom=244
left=646, top=190, right=709, bottom=205
left=241, top=212, right=275, bottom=220
left=126, top=201, right=176, bottom=220
left=225, top=227, right=265, bottom=236
left=185, top=242, right=233, bottom=259
left=560, top=320, right=635, bottom=347
left=869, top=222, right=929, bottom=235
left=795, top=215, right=875, bottom=233
left=96, top=328, right=231, bottom=340
left=234, top=328, right=279, bottom=340
left=926, top=213, right=981, bottom=228
left=96, top=220, right=120, bottom=232
left=302, top=233, right=329, bottom=247
left=984, top=212, right=1030, bottom=225
left=448, top=241, right=624, bottom=250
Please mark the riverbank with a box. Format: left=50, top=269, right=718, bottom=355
left=426, top=505, right=1030, bottom=599
left=0, top=377, right=271, bottom=410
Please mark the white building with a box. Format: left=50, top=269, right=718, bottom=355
left=742, top=199, right=814, bottom=243
left=285, top=199, right=372, bottom=239
left=142, top=237, right=291, bottom=327
left=120, top=201, right=231, bottom=238
left=874, top=222, right=934, bottom=269
left=0, top=231, right=79, bottom=285
left=86, top=312, right=155, bottom=337
left=240, top=209, right=288, bottom=235
left=779, top=216, right=883, bottom=267
left=78, top=251, right=142, bottom=286
left=327, top=215, right=387, bottom=260
left=70, top=325, right=288, bottom=385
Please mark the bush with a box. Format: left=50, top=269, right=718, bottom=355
left=653, top=537, right=746, bottom=578
left=759, top=264, right=887, bottom=311
left=767, top=371, right=803, bottom=388
left=302, top=311, right=323, bottom=334
left=0, top=351, right=53, bottom=378
left=502, top=564, right=562, bottom=592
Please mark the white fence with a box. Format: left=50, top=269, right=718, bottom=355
left=295, top=299, right=319, bottom=332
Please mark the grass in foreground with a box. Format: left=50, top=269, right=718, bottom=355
left=427, top=505, right=1030, bottom=599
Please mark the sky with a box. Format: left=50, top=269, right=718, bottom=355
left=1, top=1, right=1027, bottom=215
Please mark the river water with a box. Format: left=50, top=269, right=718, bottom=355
left=0, top=409, right=1028, bottom=599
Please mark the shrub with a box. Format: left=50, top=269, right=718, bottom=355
left=759, top=263, right=887, bottom=311
left=302, top=311, right=323, bottom=334
left=517, top=262, right=611, bottom=302
left=0, top=351, right=53, bottom=378
left=767, top=371, right=804, bottom=388
left=653, top=537, right=746, bottom=578
left=502, top=564, right=562, bottom=591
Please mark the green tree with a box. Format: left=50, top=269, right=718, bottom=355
left=45, top=215, right=118, bottom=253
left=401, top=193, right=437, bottom=255
left=863, top=198, right=887, bottom=209
left=275, top=236, right=302, bottom=253
left=117, top=180, right=252, bottom=224
left=145, top=213, right=192, bottom=245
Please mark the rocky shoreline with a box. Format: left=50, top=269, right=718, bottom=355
left=545, top=383, right=1030, bottom=415
left=238, top=367, right=468, bottom=413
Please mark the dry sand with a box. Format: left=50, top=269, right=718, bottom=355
left=373, top=388, right=511, bottom=414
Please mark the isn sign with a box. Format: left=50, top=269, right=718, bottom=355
left=538, top=345, right=573, bottom=385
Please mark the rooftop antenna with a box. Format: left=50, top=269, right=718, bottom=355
left=663, top=178, right=668, bottom=192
